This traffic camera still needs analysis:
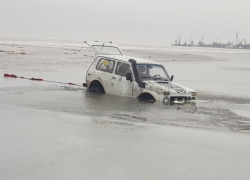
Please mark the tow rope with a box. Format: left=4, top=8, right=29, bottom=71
left=3, top=73, right=83, bottom=87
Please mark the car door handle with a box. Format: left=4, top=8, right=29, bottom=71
left=112, top=77, right=116, bottom=79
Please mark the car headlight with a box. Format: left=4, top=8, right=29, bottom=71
left=163, top=91, right=170, bottom=95
left=163, top=96, right=169, bottom=105
left=191, top=92, right=196, bottom=96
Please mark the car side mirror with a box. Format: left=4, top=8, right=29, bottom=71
left=126, top=73, right=133, bottom=82
left=170, top=75, right=174, bottom=81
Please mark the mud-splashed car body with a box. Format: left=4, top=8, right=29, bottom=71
left=84, top=41, right=196, bottom=105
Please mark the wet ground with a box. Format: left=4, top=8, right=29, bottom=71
left=1, top=39, right=250, bottom=180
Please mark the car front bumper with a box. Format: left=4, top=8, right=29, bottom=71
left=163, top=95, right=196, bottom=105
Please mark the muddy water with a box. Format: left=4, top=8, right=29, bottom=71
left=1, top=41, right=250, bottom=132
left=1, top=39, right=250, bottom=180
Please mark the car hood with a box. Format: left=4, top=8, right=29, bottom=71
left=144, top=81, right=195, bottom=94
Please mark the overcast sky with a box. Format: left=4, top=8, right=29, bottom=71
left=0, top=0, right=249, bottom=46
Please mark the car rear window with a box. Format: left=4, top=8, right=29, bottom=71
left=96, top=59, right=116, bottom=73
left=92, top=45, right=123, bottom=55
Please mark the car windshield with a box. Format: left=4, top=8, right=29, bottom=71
left=136, top=64, right=170, bottom=81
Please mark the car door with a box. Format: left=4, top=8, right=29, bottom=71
left=110, top=61, right=134, bottom=97
left=95, top=58, right=116, bottom=93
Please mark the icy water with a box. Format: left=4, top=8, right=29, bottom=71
left=1, top=38, right=250, bottom=180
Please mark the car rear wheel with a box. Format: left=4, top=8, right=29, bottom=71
left=89, top=81, right=105, bottom=93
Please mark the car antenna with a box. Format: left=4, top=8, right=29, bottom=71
left=101, top=42, right=105, bottom=51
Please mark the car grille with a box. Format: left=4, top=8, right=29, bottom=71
left=170, top=96, right=191, bottom=101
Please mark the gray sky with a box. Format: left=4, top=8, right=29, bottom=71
left=0, top=0, right=249, bottom=46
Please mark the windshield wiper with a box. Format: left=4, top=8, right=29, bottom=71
left=155, top=78, right=169, bottom=82
left=160, top=77, right=169, bottom=81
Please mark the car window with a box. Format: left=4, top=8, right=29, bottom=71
left=137, top=65, right=147, bottom=77
left=96, top=59, right=116, bottom=73
left=115, top=62, right=131, bottom=77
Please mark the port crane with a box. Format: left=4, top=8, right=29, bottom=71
left=198, top=37, right=204, bottom=46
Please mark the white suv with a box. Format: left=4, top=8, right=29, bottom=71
left=84, top=41, right=196, bottom=105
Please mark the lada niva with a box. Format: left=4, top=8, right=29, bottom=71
left=84, top=41, right=196, bottom=105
